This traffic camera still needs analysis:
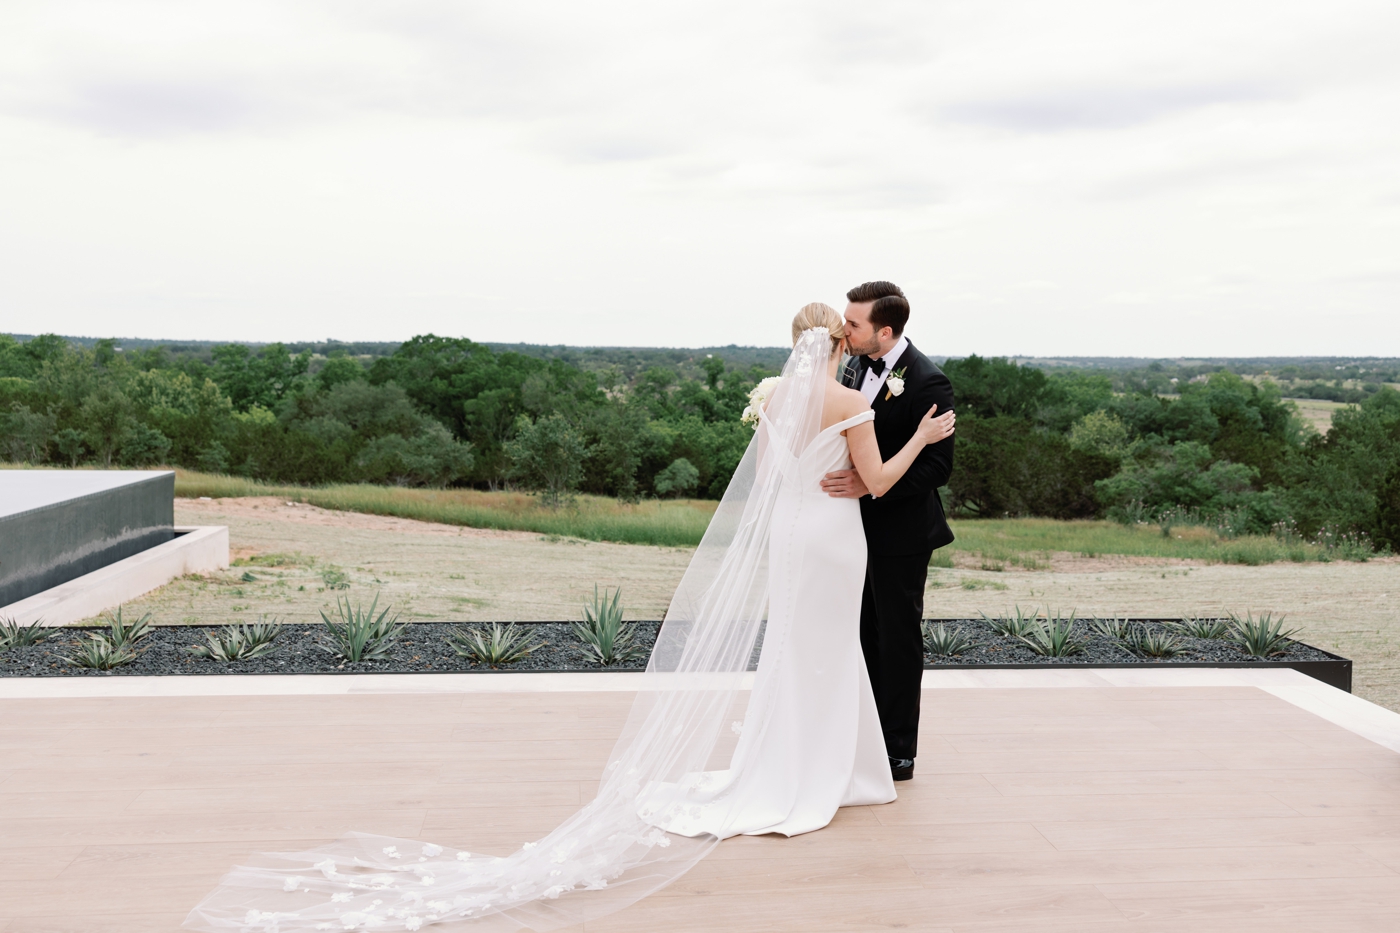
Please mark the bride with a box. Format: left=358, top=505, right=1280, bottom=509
left=185, top=304, right=955, bottom=933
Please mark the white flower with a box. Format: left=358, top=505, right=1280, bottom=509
left=283, top=876, right=304, bottom=892
left=741, top=376, right=782, bottom=427
left=886, top=375, right=905, bottom=397
left=455, top=852, right=471, bottom=861
left=730, top=720, right=743, bottom=736
left=421, top=844, right=442, bottom=857
left=331, top=892, right=353, bottom=903
left=404, top=918, right=422, bottom=931
left=382, top=846, right=402, bottom=859
left=420, top=876, right=436, bottom=886
left=521, top=842, right=537, bottom=850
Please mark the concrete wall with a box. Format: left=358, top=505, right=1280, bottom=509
left=1, top=525, right=228, bottom=627
left=0, top=471, right=174, bottom=607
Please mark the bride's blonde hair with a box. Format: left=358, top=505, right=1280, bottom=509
left=791, top=303, right=845, bottom=357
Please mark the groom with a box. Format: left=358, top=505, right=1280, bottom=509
left=820, top=281, right=955, bottom=782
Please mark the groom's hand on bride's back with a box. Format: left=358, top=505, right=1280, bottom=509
left=821, top=469, right=869, bottom=499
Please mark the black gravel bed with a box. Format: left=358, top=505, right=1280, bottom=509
left=920, top=618, right=1338, bottom=667
left=0, top=622, right=663, bottom=678
left=0, top=618, right=1338, bottom=678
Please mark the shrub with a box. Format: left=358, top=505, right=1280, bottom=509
left=947, top=415, right=1117, bottom=518
left=653, top=458, right=700, bottom=498
left=506, top=413, right=591, bottom=508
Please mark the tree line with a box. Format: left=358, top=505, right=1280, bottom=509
left=1, top=333, right=1396, bottom=551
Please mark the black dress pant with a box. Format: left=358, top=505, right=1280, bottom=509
left=859, top=548, right=933, bottom=761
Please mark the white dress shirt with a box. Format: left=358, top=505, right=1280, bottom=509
left=858, top=335, right=909, bottom=404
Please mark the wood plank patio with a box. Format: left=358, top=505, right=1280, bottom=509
left=2, top=671, right=1399, bottom=932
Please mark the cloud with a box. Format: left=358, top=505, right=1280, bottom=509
left=941, top=81, right=1289, bottom=132
left=37, top=77, right=265, bottom=137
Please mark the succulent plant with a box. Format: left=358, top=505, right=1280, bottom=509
left=449, top=623, right=544, bottom=668
left=188, top=618, right=282, bottom=662
left=922, top=622, right=978, bottom=657
left=574, top=586, right=645, bottom=665
left=1228, top=611, right=1299, bottom=658
left=321, top=594, right=405, bottom=662
left=1017, top=610, right=1086, bottom=657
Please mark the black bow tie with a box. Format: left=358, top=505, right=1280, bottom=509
left=862, top=356, right=887, bottom=376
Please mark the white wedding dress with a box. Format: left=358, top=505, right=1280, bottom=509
left=184, top=328, right=889, bottom=933
left=641, top=409, right=895, bottom=838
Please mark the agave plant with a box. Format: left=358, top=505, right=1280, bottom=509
left=1089, top=616, right=1132, bottom=640
left=1121, top=626, right=1184, bottom=658
left=1228, top=611, right=1299, bottom=658
left=64, top=634, right=137, bottom=670
left=574, top=585, right=646, bottom=665
left=982, top=606, right=1041, bottom=638
left=448, top=623, right=544, bottom=668
left=188, top=618, right=282, bottom=662
left=922, top=622, right=978, bottom=658
left=1017, top=610, right=1086, bottom=657
left=320, top=594, right=406, bottom=662
left=1167, top=616, right=1231, bottom=640
left=104, top=606, right=154, bottom=648
left=0, top=616, right=49, bottom=649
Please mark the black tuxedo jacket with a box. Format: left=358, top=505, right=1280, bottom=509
left=843, top=339, right=956, bottom=556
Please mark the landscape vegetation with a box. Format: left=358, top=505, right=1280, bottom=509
left=1, top=332, right=1397, bottom=559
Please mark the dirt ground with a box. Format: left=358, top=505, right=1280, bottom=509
left=103, top=496, right=1400, bottom=711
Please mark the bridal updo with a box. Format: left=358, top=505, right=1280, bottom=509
left=791, top=303, right=845, bottom=357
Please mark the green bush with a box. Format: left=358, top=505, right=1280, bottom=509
left=947, top=416, right=1117, bottom=518
left=506, top=413, right=590, bottom=508
left=653, top=458, right=699, bottom=498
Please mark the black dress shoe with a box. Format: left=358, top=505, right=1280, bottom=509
left=889, top=757, right=914, bottom=782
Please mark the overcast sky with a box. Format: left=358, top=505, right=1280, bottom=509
left=1, top=0, right=1397, bottom=355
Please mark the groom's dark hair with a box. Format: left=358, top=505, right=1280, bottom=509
left=846, top=281, right=909, bottom=337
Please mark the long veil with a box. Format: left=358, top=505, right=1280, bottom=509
left=184, top=328, right=835, bottom=933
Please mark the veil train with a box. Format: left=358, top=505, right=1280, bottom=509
left=184, top=329, right=835, bottom=933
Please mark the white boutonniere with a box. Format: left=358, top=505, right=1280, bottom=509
left=884, top=367, right=907, bottom=400
left=740, top=375, right=782, bottom=427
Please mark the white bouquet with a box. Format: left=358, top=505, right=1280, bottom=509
left=740, top=376, right=782, bottom=427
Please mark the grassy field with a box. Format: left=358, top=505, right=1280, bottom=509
left=171, top=469, right=717, bottom=547
left=4, top=464, right=1374, bottom=563
left=938, top=518, right=1352, bottom=568
left=171, top=470, right=1370, bottom=565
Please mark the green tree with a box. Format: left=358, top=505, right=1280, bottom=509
left=79, top=386, right=134, bottom=466
left=946, top=415, right=1116, bottom=518
left=653, top=458, right=699, bottom=498
left=0, top=404, right=55, bottom=463
left=505, top=413, right=590, bottom=508
left=1283, top=387, right=1400, bottom=547
left=315, top=354, right=366, bottom=391
left=210, top=343, right=312, bottom=411
left=1068, top=410, right=1129, bottom=459
left=356, top=422, right=474, bottom=487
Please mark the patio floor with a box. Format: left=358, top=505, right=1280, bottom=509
left=2, top=669, right=1399, bottom=932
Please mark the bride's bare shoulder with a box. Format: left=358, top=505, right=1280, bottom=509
left=825, top=382, right=871, bottom=421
